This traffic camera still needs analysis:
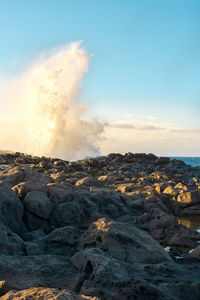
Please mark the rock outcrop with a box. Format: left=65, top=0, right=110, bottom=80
left=0, top=151, right=200, bottom=299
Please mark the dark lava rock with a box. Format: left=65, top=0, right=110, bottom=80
left=0, top=151, right=200, bottom=299
left=0, top=185, right=23, bottom=233
left=23, top=191, right=53, bottom=219
left=79, top=218, right=172, bottom=264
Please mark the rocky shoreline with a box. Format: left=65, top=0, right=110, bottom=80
left=0, top=151, right=200, bottom=299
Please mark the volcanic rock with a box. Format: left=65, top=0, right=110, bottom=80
left=0, top=185, right=23, bottom=233
left=79, top=218, right=172, bottom=264
left=0, top=151, right=199, bottom=299
left=23, top=191, right=53, bottom=219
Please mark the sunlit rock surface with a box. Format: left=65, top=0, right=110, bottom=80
left=0, top=151, right=200, bottom=299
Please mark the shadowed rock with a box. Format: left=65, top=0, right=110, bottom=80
left=79, top=218, right=172, bottom=264
left=23, top=191, right=53, bottom=219
left=0, top=185, right=23, bottom=233
left=0, top=151, right=199, bottom=299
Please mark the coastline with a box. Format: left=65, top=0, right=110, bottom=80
left=0, top=151, right=200, bottom=299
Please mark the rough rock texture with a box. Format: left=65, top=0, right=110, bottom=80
left=23, top=191, right=53, bottom=219
left=1, top=287, right=99, bottom=299
left=79, top=218, right=172, bottom=264
left=0, top=185, right=23, bottom=233
left=0, top=151, right=200, bottom=299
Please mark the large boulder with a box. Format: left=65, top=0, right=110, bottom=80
left=71, top=248, right=173, bottom=300
left=79, top=218, right=172, bottom=264
left=23, top=191, right=53, bottom=219
left=0, top=185, right=23, bottom=233
left=71, top=247, right=132, bottom=297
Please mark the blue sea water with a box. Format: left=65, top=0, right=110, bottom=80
left=170, top=157, right=200, bottom=167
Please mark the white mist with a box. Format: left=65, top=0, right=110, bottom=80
left=0, top=42, right=104, bottom=160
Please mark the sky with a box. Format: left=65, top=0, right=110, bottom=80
left=0, top=0, right=199, bottom=157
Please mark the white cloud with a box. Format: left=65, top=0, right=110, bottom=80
left=98, top=121, right=200, bottom=156
left=106, top=121, right=164, bottom=130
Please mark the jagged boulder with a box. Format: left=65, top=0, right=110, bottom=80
left=79, top=218, right=172, bottom=264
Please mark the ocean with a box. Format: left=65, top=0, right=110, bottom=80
left=170, top=157, right=200, bottom=167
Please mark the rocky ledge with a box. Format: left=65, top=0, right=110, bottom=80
left=0, top=151, right=200, bottom=299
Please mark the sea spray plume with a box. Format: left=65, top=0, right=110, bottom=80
left=0, top=42, right=104, bottom=160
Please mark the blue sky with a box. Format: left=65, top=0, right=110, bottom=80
left=0, top=0, right=199, bottom=156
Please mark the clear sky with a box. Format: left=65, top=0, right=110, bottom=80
left=0, top=0, right=199, bottom=156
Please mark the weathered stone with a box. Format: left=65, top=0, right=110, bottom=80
left=79, top=218, right=172, bottom=264
left=23, top=191, right=53, bottom=219
left=177, top=191, right=200, bottom=206
left=0, top=151, right=200, bottom=299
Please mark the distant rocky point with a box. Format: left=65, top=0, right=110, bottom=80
left=0, top=151, right=200, bottom=299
